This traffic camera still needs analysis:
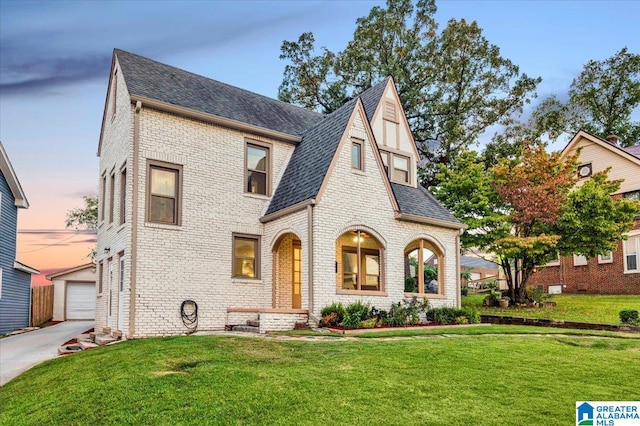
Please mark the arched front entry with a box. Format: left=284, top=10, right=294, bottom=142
left=272, top=232, right=302, bottom=309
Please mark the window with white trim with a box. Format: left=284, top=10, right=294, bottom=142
left=573, top=254, right=588, bottom=266
left=624, top=235, right=639, bottom=273
left=598, top=252, right=613, bottom=264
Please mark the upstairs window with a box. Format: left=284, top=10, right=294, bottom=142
left=578, top=163, right=592, bottom=179
left=352, top=139, right=363, bottom=170
left=147, top=161, right=182, bottom=225
left=623, top=190, right=640, bottom=201
left=379, top=150, right=411, bottom=184
left=109, top=171, right=115, bottom=224
left=246, top=142, right=270, bottom=195
left=393, top=154, right=409, bottom=184
left=100, top=174, right=106, bottom=222
left=573, top=254, right=588, bottom=266
left=119, top=167, right=127, bottom=225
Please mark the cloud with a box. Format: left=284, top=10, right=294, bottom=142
left=0, top=53, right=112, bottom=95
left=0, top=2, right=314, bottom=97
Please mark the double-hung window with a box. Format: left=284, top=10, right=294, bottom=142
left=233, top=235, right=260, bottom=279
left=624, top=235, right=640, bottom=273
left=352, top=139, right=363, bottom=170
left=147, top=161, right=182, bottom=225
left=246, top=142, right=270, bottom=196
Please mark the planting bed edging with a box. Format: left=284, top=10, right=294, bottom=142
left=326, top=323, right=491, bottom=335
left=481, top=315, right=640, bottom=333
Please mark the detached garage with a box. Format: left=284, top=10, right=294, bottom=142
left=47, top=263, right=96, bottom=321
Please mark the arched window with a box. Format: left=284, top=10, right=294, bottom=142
left=336, top=230, right=384, bottom=292
left=404, top=239, right=443, bottom=295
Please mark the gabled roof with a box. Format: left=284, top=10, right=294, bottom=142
left=391, top=183, right=462, bottom=228
left=265, top=95, right=361, bottom=216
left=0, top=141, right=29, bottom=208
left=562, top=129, right=640, bottom=167
left=460, top=255, right=498, bottom=270
left=359, top=77, right=389, bottom=122
left=14, top=260, right=39, bottom=275
left=46, top=262, right=96, bottom=280
left=114, top=49, right=323, bottom=138
left=625, top=144, right=640, bottom=158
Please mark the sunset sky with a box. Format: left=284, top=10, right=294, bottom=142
left=1, top=0, right=638, bottom=284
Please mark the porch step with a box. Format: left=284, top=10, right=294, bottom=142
left=231, top=325, right=260, bottom=333
left=78, top=339, right=99, bottom=350
left=94, top=334, right=117, bottom=346
left=58, top=344, right=83, bottom=355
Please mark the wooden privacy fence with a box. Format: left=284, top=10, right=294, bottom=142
left=31, top=285, right=54, bottom=327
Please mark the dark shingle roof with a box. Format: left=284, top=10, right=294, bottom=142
left=460, top=255, right=498, bottom=270
left=115, top=49, right=323, bottom=137
left=265, top=97, right=359, bottom=215
left=359, top=77, right=388, bottom=122
left=391, top=183, right=462, bottom=226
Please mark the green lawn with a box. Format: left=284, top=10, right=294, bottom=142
left=1, top=332, right=639, bottom=425
left=463, top=293, right=640, bottom=324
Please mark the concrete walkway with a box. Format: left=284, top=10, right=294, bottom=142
left=0, top=320, right=93, bottom=386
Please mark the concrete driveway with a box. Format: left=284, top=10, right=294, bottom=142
left=0, top=320, right=93, bottom=386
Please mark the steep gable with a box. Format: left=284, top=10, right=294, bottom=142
left=562, top=129, right=640, bottom=194
left=264, top=97, right=359, bottom=216
left=0, top=142, right=28, bottom=208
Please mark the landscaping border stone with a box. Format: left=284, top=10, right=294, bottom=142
left=481, top=315, right=640, bottom=333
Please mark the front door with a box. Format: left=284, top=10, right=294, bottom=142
left=118, top=254, right=125, bottom=331
left=292, top=240, right=301, bottom=309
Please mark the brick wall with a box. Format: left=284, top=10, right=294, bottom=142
left=529, top=219, right=640, bottom=294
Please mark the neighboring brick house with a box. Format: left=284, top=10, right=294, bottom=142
left=96, top=49, right=464, bottom=338
left=529, top=130, right=640, bottom=294
left=0, top=142, right=39, bottom=334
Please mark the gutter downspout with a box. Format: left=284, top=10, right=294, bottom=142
left=456, top=230, right=461, bottom=308
left=129, top=100, right=142, bottom=338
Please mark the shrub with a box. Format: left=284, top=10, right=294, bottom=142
left=527, top=285, right=550, bottom=303
left=320, top=312, right=339, bottom=327
left=371, top=307, right=389, bottom=322
left=320, top=302, right=345, bottom=324
left=359, top=318, right=378, bottom=329
left=426, top=307, right=480, bottom=325
left=619, top=309, right=640, bottom=326
left=342, top=301, right=372, bottom=328
left=384, top=302, right=407, bottom=327
left=461, top=286, right=470, bottom=296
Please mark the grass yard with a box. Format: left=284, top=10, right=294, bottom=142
left=463, top=293, right=640, bottom=324
left=1, top=332, right=639, bottom=425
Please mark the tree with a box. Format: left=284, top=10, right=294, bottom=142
left=522, top=48, right=640, bottom=147
left=278, top=0, right=540, bottom=185
left=434, top=144, right=639, bottom=303
left=65, top=195, right=98, bottom=231
left=66, top=195, right=98, bottom=259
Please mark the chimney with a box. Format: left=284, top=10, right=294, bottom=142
left=606, top=134, right=619, bottom=146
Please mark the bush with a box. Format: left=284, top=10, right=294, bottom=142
left=384, top=302, right=407, bottom=327
left=320, top=302, right=345, bottom=325
left=527, top=285, right=550, bottom=303
left=619, top=309, right=640, bottom=326
left=426, top=307, right=480, bottom=325
left=342, top=301, right=372, bottom=328
left=461, top=286, right=470, bottom=296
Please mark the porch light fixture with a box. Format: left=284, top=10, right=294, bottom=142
left=104, top=247, right=111, bottom=255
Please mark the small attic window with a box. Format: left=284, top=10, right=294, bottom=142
left=577, top=163, right=592, bottom=179
left=111, top=69, right=118, bottom=121
left=383, top=101, right=397, bottom=122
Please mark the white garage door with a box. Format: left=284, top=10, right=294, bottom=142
left=66, top=282, right=96, bottom=320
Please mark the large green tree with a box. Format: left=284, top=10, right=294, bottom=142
left=278, top=0, right=540, bottom=185
left=434, top=144, right=639, bottom=302
left=511, top=48, right=640, bottom=148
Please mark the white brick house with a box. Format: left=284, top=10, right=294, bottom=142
left=96, top=49, right=465, bottom=338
